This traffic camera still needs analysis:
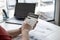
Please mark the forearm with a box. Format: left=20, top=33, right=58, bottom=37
left=8, top=29, right=21, bottom=38
left=22, top=30, right=29, bottom=40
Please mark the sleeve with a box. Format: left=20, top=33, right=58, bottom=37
left=0, top=26, right=12, bottom=40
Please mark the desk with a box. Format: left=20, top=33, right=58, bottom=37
left=0, top=19, right=60, bottom=40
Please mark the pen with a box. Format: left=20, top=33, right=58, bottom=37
left=5, top=22, right=22, bottom=25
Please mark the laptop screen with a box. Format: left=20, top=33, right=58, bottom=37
left=14, top=3, right=36, bottom=20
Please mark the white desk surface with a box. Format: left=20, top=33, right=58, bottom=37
left=0, top=19, right=60, bottom=40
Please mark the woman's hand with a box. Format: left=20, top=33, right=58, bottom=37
left=21, top=20, right=38, bottom=32
left=22, top=23, right=32, bottom=32
left=21, top=20, right=38, bottom=40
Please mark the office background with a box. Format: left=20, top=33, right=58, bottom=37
left=1, top=0, right=60, bottom=26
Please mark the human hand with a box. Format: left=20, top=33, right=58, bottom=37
left=21, top=23, right=32, bottom=32
left=21, top=20, right=38, bottom=32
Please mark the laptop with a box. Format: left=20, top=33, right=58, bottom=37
left=6, top=3, right=36, bottom=25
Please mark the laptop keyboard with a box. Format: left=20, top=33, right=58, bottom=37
left=5, top=17, right=24, bottom=25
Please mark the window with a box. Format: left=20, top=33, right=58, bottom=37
left=35, top=0, right=55, bottom=21
left=6, top=0, right=55, bottom=21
